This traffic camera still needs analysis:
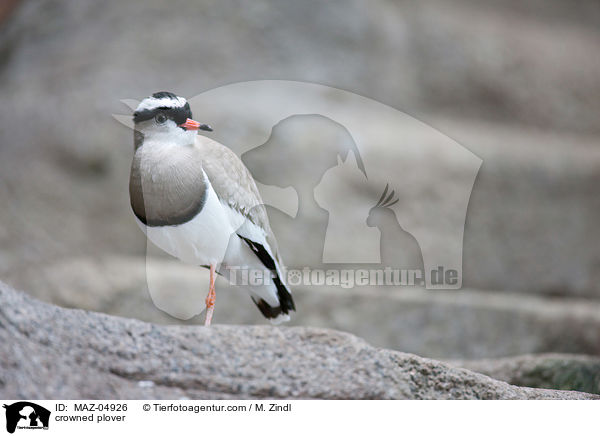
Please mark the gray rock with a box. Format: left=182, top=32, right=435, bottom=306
left=0, top=281, right=595, bottom=399
left=450, top=354, right=600, bottom=395
left=437, top=118, right=600, bottom=298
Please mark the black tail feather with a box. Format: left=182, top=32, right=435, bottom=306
left=239, top=235, right=296, bottom=320
left=251, top=276, right=295, bottom=319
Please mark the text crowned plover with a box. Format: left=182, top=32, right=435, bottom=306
left=129, top=91, right=295, bottom=325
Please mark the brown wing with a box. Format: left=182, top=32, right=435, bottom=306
left=195, top=136, right=283, bottom=263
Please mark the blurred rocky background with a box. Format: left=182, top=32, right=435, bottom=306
left=1, top=0, right=599, bottom=396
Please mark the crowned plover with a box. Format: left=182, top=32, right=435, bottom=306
left=129, top=92, right=295, bottom=325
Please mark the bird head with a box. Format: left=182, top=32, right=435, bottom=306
left=132, top=91, right=212, bottom=148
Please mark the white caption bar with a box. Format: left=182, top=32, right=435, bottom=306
left=0, top=400, right=595, bottom=436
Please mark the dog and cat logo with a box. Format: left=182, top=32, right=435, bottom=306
left=2, top=402, right=50, bottom=433
left=115, top=82, right=481, bottom=292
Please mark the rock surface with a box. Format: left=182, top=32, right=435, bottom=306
left=0, top=282, right=595, bottom=399
left=450, top=354, right=600, bottom=395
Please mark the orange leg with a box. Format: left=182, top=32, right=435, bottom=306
left=204, top=264, right=216, bottom=326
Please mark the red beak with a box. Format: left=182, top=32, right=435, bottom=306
left=179, top=118, right=213, bottom=132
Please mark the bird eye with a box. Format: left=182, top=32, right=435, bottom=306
left=155, top=113, right=167, bottom=124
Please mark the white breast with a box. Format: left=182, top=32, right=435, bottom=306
left=136, top=182, right=234, bottom=267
